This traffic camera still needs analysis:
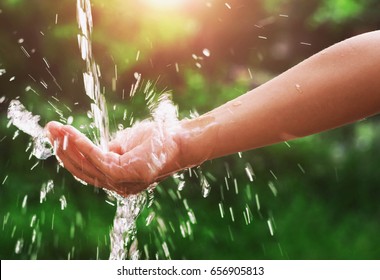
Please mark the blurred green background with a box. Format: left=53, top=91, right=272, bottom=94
left=1, top=0, right=380, bottom=260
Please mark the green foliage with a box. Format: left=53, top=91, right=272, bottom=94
left=3, top=0, right=23, bottom=8
left=312, top=0, right=365, bottom=25
left=262, top=0, right=290, bottom=13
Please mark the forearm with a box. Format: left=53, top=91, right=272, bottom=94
left=178, top=30, right=380, bottom=167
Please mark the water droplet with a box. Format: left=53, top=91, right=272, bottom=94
left=67, top=116, right=74, bottom=125
left=268, top=181, right=278, bottom=197
left=43, top=57, right=50, bottom=68
left=86, top=110, right=93, bottom=119
left=200, top=172, right=211, bottom=198
left=73, top=175, right=88, bottom=185
left=267, top=219, right=274, bottom=236
left=145, top=212, right=155, bottom=226
left=243, top=211, right=248, bottom=225
left=177, top=180, right=185, bottom=191
left=229, top=207, right=235, bottom=222
left=63, top=134, right=69, bottom=151
left=234, top=178, right=239, bottom=194
left=295, top=163, right=305, bottom=175
left=12, top=130, right=19, bottom=140
left=218, top=202, right=224, bottom=218
left=245, top=163, right=255, bottom=182
left=300, top=42, right=312, bottom=46
left=21, top=195, right=28, bottom=209
left=247, top=68, right=253, bottom=79
left=136, top=50, right=140, bottom=61
left=295, top=83, right=303, bottom=93
left=0, top=69, right=6, bottom=76
left=15, top=238, right=24, bottom=254
left=255, top=194, right=261, bottom=211
left=2, top=175, right=8, bottom=185
left=202, top=48, right=210, bottom=57
left=187, top=209, right=197, bottom=224
left=162, top=242, right=170, bottom=259
left=30, top=161, right=39, bottom=171
left=224, top=177, right=230, bottom=191
left=269, top=169, right=278, bottom=180
left=3, top=212, right=10, bottom=230
left=40, top=180, right=54, bottom=203
left=105, top=200, right=115, bottom=207
left=20, top=46, right=30, bottom=58
left=225, top=2, right=231, bottom=9
left=59, top=195, right=67, bottom=210
left=245, top=204, right=253, bottom=224
left=31, top=229, right=37, bottom=244
left=224, top=162, right=231, bottom=178
left=30, top=215, right=37, bottom=227
left=11, top=225, right=16, bottom=238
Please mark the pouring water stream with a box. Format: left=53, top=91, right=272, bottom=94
left=7, top=0, right=152, bottom=260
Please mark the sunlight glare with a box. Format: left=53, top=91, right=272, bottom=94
left=143, top=0, right=189, bottom=10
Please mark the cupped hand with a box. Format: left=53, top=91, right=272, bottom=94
left=45, top=120, right=183, bottom=196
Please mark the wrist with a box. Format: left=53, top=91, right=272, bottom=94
left=174, top=115, right=219, bottom=169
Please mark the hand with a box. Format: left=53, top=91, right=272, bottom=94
left=45, top=120, right=183, bottom=196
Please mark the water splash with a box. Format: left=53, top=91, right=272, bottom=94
left=199, top=169, right=211, bottom=198
left=108, top=190, right=150, bottom=260
left=7, top=99, right=53, bottom=160
left=59, top=195, right=67, bottom=210
left=15, top=238, right=24, bottom=254
left=40, top=180, right=54, bottom=203
left=76, top=0, right=157, bottom=260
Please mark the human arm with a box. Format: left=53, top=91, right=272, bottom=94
left=179, top=30, right=380, bottom=167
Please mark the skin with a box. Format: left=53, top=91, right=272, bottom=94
left=46, top=30, right=380, bottom=196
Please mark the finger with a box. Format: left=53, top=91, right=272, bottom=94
left=45, top=121, right=63, bottom=136
left=58, top=143, right=108, bottom=186
left=45, top=121, right=64, bottom=148
left=59, top=153, right=104, bottom=187
left=55, top=140, right=125, bottom=194
left=47, top=122, right=113, bottom=187
left=53, top=132, right=110, bottom=187
left=108, top=141, right=122, bottom=154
